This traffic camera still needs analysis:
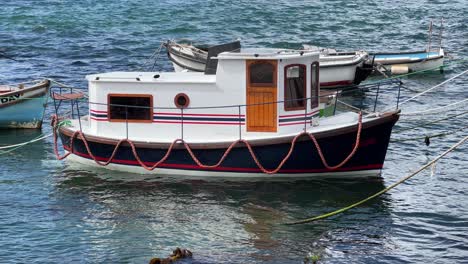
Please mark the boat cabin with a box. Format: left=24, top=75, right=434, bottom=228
left=85, top=49, right=322, bottom=142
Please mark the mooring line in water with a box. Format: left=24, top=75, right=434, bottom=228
left=399, top=98, right=468, bottom=116
left=391, top=125, right=467, bottom=143
left=373, top=69, right=468, bottom=116
left=283, top=135, right=468, bottom=225
left=397, top=69, right=468, bottom=106
left=51, top=112, right=363, bottom=173
left=0, top=132, right=52, bottom=150
left=0, top=132, right=52, bottom=155
left=394, top=110, right=468, bottom=133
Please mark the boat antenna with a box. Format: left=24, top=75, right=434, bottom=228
left=427, top=20, right=433, bottom=52
left=438, top=18, right=444, bottom=49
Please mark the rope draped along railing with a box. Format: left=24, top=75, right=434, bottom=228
left=284, top=135, right=468, bottom=225
left=51, top=112, right=363, bottom=173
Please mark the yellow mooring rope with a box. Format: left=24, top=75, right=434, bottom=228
left=284, top=135, right=468, bottom=225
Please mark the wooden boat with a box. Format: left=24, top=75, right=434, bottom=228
left=370, top=47, right=445, bottom=74
left=164, top=40, right=373, bottom=89
left=0, top=80, right=50, bottom=129
left=52, top=48, right=399, bottom=179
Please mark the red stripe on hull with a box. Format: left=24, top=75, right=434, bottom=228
left=64, top=146, right=383, bottom=174
left=279, top=121, right=309, bottom=126
left=153, top=120, right=245, bottom=125
left=90, top=117, right=108, bottom=121
left=155, top=112, right=245, bottom=117
left=90, top=109, right=107, bottom=114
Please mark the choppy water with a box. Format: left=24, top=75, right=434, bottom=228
left=1, top=0, right=467, bottom=263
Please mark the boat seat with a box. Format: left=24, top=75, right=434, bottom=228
left=51, top=92, right=85, bottom=100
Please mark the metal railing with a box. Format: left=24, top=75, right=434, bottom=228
left=50, top=79, right=403, bottom=140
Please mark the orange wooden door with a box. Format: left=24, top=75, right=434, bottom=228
left=246, top=60, right=277, bottom=132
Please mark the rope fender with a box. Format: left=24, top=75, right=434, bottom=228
left=51, top=112, right=363, bottom=174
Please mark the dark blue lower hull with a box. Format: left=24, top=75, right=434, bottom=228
left=59, top=114, right=398, bottom=177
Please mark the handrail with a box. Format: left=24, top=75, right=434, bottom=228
left=50, top=78, right=403, bottom=142
left=50, top=81, right=400, bottom=112
left=50, top=78, right=403, bottom=126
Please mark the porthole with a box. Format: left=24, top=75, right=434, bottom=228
left=174, top=93, right=190, bottom=108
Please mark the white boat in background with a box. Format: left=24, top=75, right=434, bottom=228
left=302, top=44, right=372, bottom=88
left=370, top=47, right=445, bottom=74
left=164, top=40, right=373, bottom=89
left=164, top=40, right=211, bottom=72
left=370, top=20, right=446, bottom=74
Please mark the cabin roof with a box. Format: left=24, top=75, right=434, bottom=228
left=215, top=48, right=319, bottom=60
left=86, top=71, right=216, bottom=84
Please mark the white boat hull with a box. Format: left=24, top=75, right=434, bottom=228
left=373, top=48, right=445, bottom=73
left=166, top=41, right=370, bottom=88
left=319, top=63, right=361, bottom=88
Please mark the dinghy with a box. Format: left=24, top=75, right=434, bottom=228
left=52, top=48, right=399, bottom=179
left=370, top=20, right=445, bottom=74
left=164, top=40, right=373, bottom=89
left=370, top=47, right=445, bottom=74
left=0, top=80, right=50, bottom=129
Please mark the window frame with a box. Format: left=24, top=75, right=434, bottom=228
left=310, top=61, right=320, bottom=109
left=284, top=63, right=307, bottom=111
left=107, top=93, right=154, bottom=123
left=174, top=93, right=190, bottom=109
left=248, top=61, right=277, bottom=87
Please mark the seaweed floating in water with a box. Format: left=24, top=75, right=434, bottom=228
left=148, top=248, right=193, bottom=264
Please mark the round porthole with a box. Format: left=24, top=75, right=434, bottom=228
left=174, top=93, right=190, bottom=108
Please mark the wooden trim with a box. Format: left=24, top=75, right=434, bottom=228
left=246, top=60, right=277, bottom=87
left=284, top=64, right=306, bottom=111
left=107, top=93, right=153, bottom=123
left=246, top=60, right=278, bottom=132
left=311, top=61, right=320, bottom=109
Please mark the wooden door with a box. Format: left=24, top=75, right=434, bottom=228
left=246, top=60, right=277, bottom=132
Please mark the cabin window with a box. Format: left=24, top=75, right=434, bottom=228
left=249, top=61, right=276, bottom=86
left=311, top=62, right=320, bottom=109
left=174, top=93, right=190, bottom=108
left=284, top=64, right=306, bottom=111
left=108, top=94, right=153, bottom=122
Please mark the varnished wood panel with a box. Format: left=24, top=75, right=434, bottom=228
left=246, top=60, right=277, bottom=132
